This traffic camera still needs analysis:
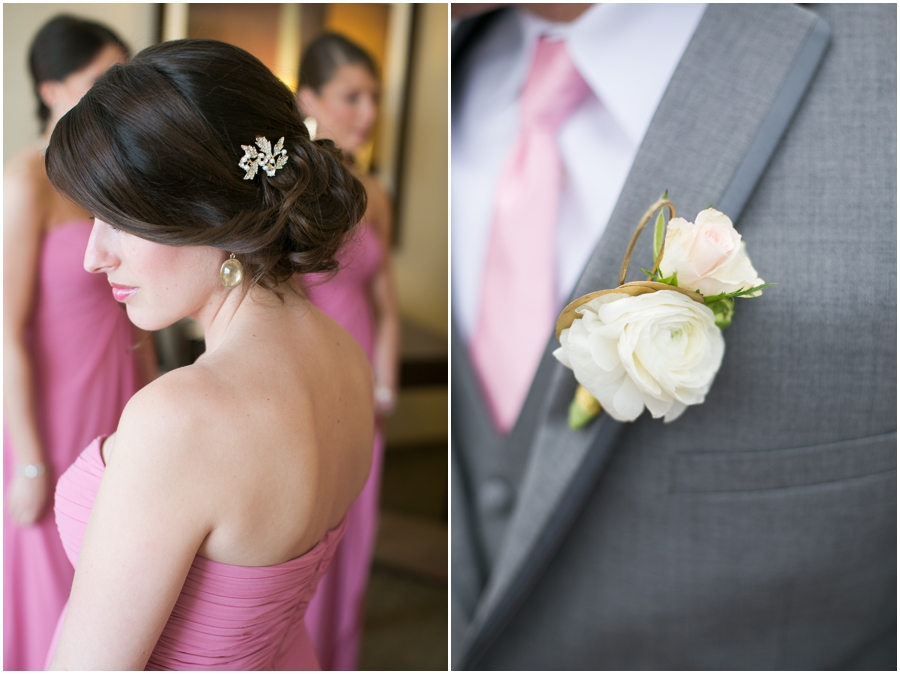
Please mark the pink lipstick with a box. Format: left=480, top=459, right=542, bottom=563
left=110, top=283, right=138, bottom=302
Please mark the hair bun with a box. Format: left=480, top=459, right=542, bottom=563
left=246, top=135, right=367, bottom=283
left=45, top=39, right=369, bottom=296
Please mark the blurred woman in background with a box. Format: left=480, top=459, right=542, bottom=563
left=3, top=15, right=153, bottom=670
left=297, top=33, right=401, bottom=671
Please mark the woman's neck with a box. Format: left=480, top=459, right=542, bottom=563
left=41, top=115, right=61, bottom=148
left=193, top=279, right=307, bottom=356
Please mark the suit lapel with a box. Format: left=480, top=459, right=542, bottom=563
left=456, top=4, right=831, bottom=667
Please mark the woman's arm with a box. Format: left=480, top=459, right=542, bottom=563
left=3, top=158, right=52, bottom=526
left=49, top=376, right=213, bottom=670
left=364, top=177, right=401, bottom=417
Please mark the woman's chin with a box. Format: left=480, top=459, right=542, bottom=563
left=124, top=306, right=175, bottom=332
left=339, top=136, right=367, bottom=156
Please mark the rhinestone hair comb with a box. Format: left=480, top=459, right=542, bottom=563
left=238, top=136, right=289, bottom=180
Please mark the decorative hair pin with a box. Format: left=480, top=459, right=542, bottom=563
left=239, top=136, right=289, bottom=180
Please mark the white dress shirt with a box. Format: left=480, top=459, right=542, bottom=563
left=452, top=3, right=707, bottom=340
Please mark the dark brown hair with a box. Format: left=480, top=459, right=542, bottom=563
left=297, top=32, right=378, bottom=96
left=46, top=39, right=366, bottom=292
left=29, top=15, right=130, bottom=133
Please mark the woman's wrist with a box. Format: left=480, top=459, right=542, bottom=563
left=11, top=443, right=46, bottom=469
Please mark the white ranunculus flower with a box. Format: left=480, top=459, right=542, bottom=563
left=553, top=290, right=725, bottom=423
left=658, top=208, right=764, bottom=297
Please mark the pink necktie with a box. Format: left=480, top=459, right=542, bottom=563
left=471, top=37, right=590, bottom=434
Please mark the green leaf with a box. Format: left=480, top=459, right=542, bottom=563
left=732, top=282, right=776, bottom=299
left=641, top=268, right=678, bottom=287
left=702, top=282, right=777, bottom=304
left=656, top=270, right=678, bottom=287
left=707, top=297, right=734, bottom=329
left=653, top=204, right=665, bottom=262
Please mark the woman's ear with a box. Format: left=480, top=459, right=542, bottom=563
left=38, top=80, right=61, bottom=110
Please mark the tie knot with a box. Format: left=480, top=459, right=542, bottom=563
left=520, top=37, right=590, bottom=131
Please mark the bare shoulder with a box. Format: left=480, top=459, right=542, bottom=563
left=301, top=302, right=374, bottom=443
left=110, top=365, right=224, bottom=471
left=4, top=145, right=45, bottom=186
left=5, top=144, right=44, bottom=175
left=360, top=173, right=391, bottom=213
left=307, top=308, right=375, bottom=494
left=359, top=173, right=393, bottom=243
left=359, top=172, right=389, bottom=202
left=4, top=148, right=47, bottom=297
left=90, top=364, right=236, bottom=543
left=315, top=303, right=373, bottom=387
left=4, top=147, right=47, bottom=222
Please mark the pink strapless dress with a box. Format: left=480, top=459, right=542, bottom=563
left=302, top=223, right=385, bottom=670
left=3, top=221, right=142, bottom=671
left=46, top=436, right=348, bottom=670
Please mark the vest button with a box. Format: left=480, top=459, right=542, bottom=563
left=479, top=477, right=515, bottom=516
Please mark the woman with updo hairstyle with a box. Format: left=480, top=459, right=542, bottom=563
left=2, top=15, right=153, bottom=671
left=42, top=39, right=374, bottom=670
left=297, top=33, right=401, bottom=671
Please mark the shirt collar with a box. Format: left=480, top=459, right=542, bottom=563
left=517, top=4, right=707, bottom=144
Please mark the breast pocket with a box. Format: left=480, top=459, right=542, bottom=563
left=669, top=431, right=897, bottom=493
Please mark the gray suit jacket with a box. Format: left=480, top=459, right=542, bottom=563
left=451, top=4, right=897, bottom=670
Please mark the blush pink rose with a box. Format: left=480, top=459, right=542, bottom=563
left=658, top=208, right=765, bottom=297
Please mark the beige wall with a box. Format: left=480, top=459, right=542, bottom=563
left=393, top=3, right=448, bottom=336
left=3, top=4, right=157, bottom=163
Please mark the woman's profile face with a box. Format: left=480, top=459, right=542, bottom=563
left=40, top=43, right=125, bottom=123
left=301, top=63, right=379, bottom=155
left=84, top=218, right=227, bottom=331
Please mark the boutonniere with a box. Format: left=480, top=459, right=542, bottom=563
left=554, top=194, right=773, bottom=429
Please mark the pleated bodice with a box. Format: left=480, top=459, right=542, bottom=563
left=51, top=436, right=347, bottom=670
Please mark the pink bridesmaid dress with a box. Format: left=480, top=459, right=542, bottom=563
left=3, top=221, right=142, bottom=671
left=303, top=222, right=386, bottom=670
left=46, top=436, right=347, bottom=670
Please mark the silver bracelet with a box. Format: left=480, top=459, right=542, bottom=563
left=17, top=463, right=46, bottom=479
left=375, top=385, right=396, bottom=408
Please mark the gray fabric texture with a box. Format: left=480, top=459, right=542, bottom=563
left=451, top=3, right=897, bottom=670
